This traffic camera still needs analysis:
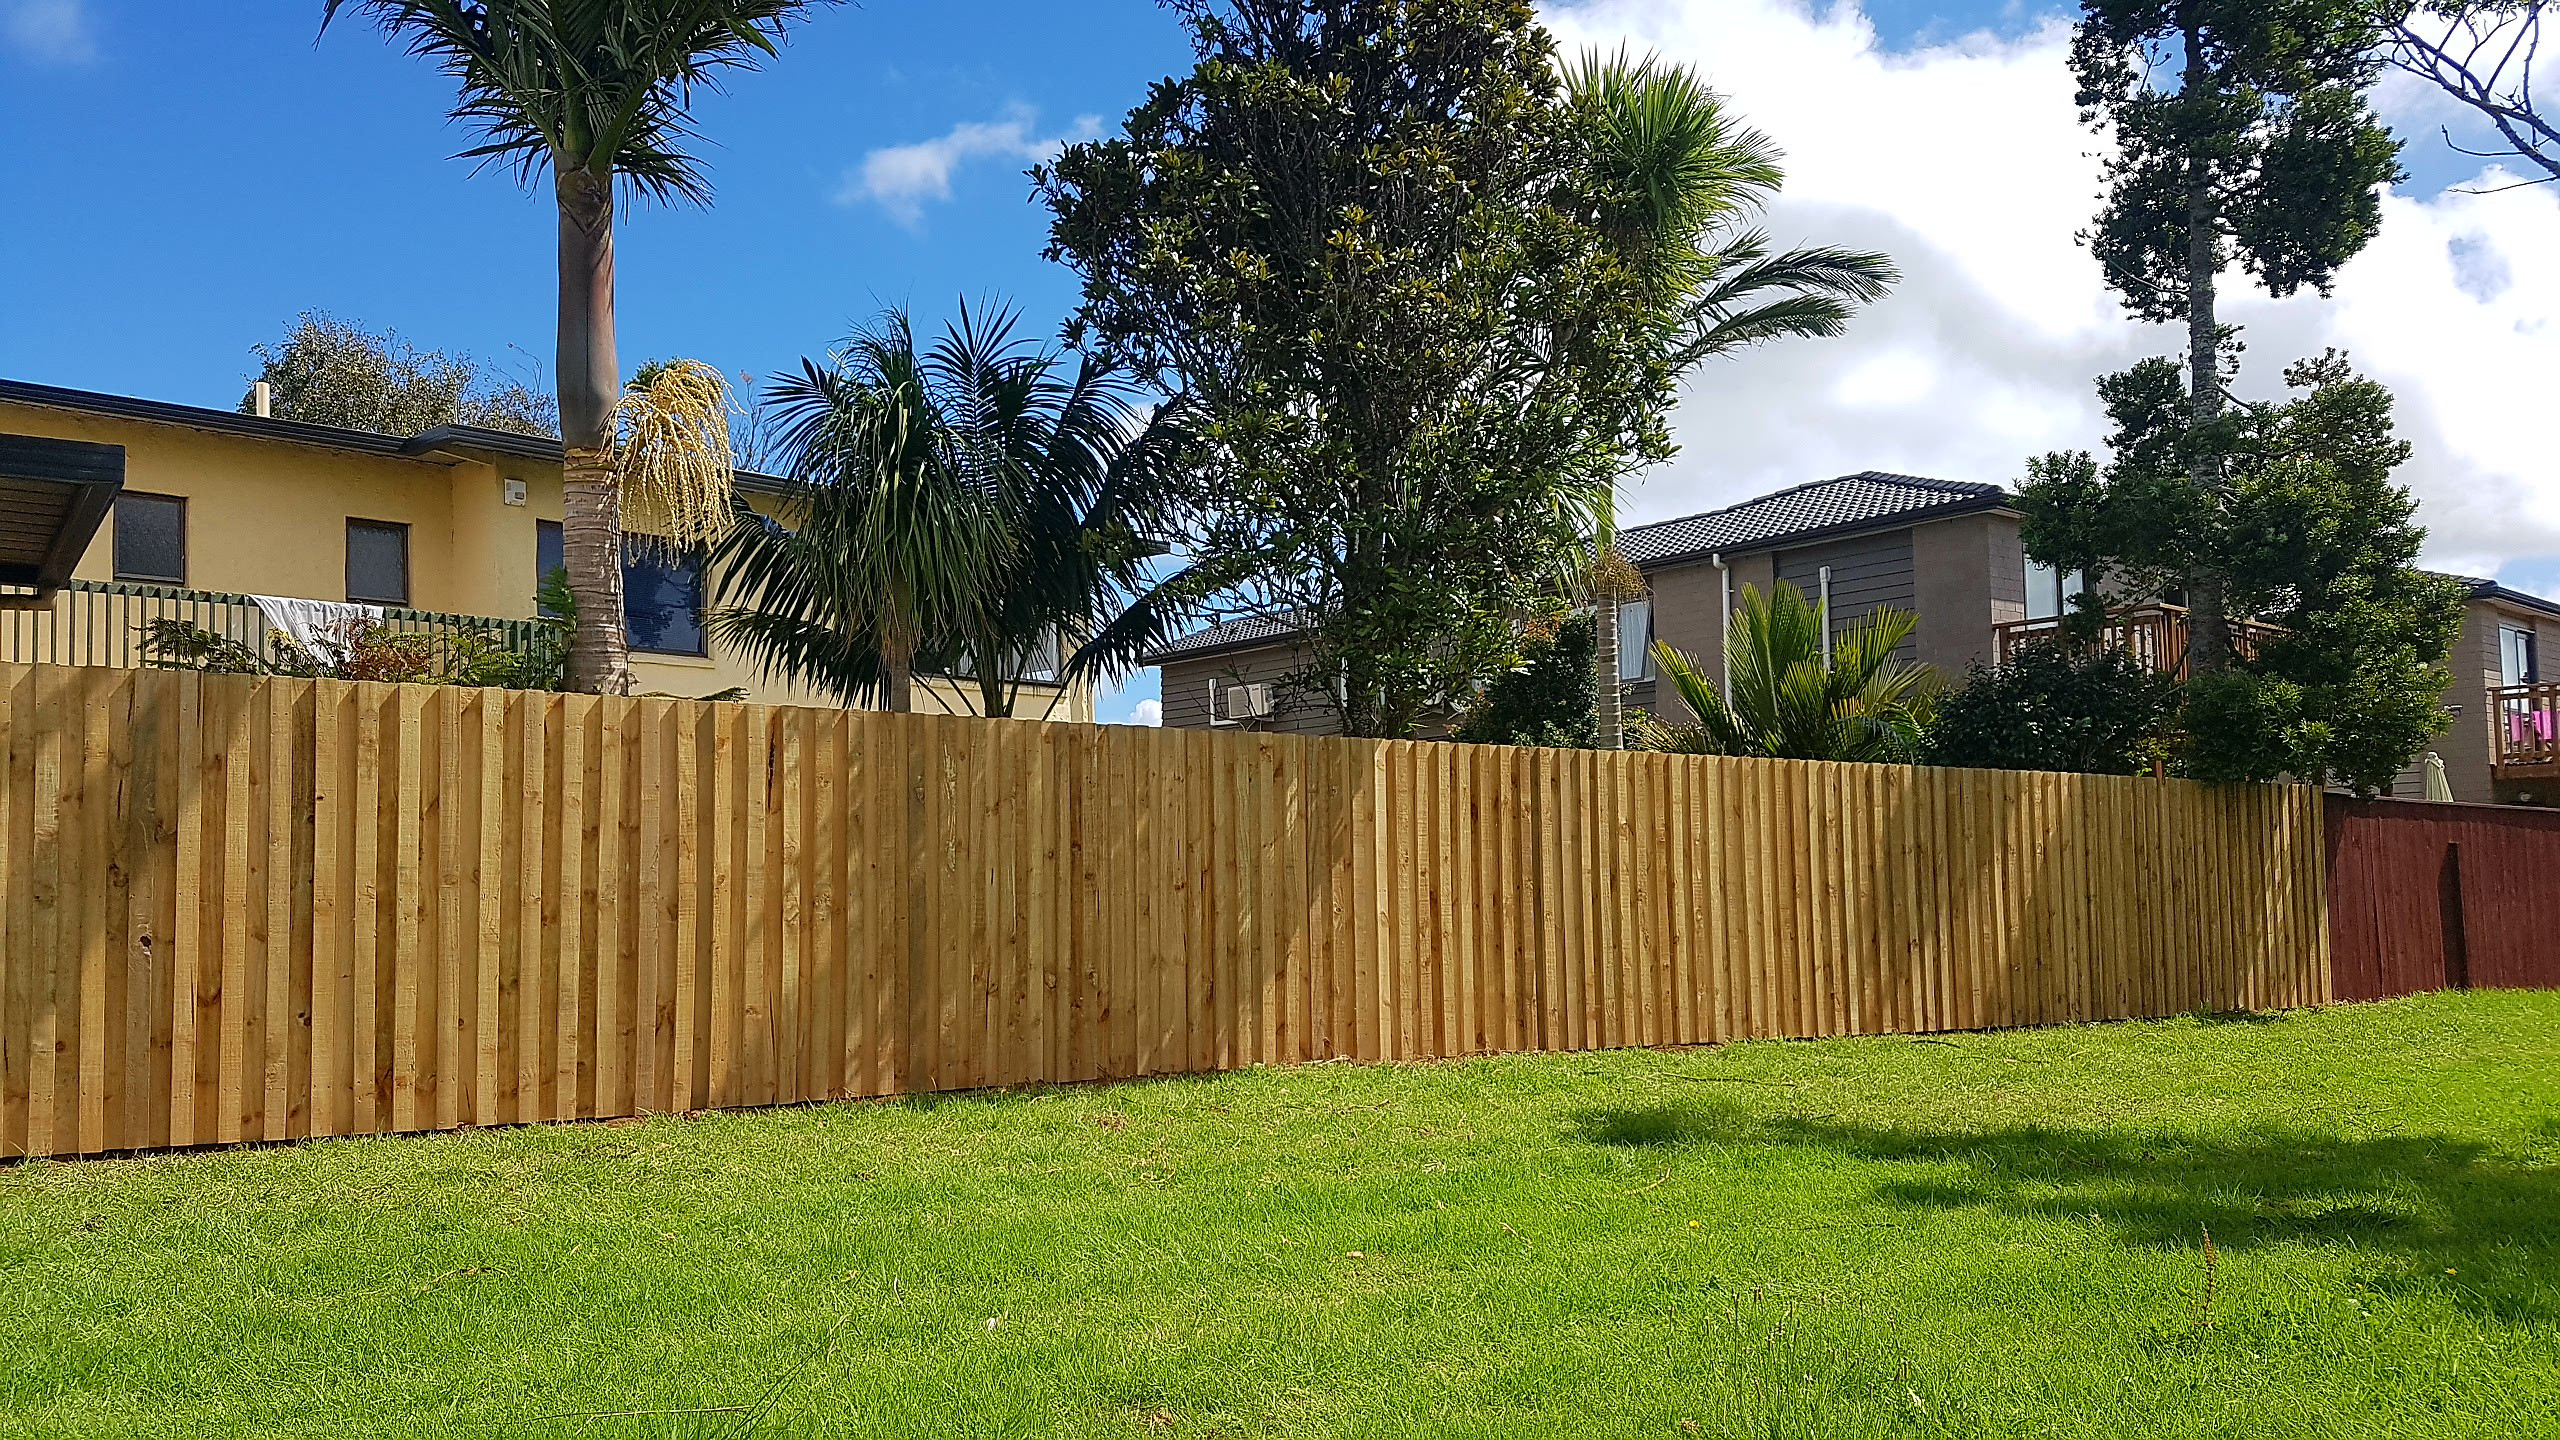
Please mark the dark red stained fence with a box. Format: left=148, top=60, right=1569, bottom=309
left=2325, top=795, right=2560, bottom=1000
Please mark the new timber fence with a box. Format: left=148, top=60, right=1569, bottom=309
left=0, top=662, right=2330, bottom=1159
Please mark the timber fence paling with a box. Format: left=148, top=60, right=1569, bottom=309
left=0, top=661, right=2332, bottom=1159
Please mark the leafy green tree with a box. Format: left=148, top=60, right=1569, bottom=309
left=2022, top=352, right=2466, bottom=791
left=1638, top=582, right=1939, bottom=763
left=1039, top=0, right=1666, bottom=738
left=2068, top=0, right=2400, bottom=673
left=1563, top=50, right=1897, bottom=748
left=1926, top=642, right=2181, bottom=775
left=322, top=0, right=835, bottom=694
left=243, top=312, right=556, bottom=436
left=1452, top=615, right=1599, bottom=749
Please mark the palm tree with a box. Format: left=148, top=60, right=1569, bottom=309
left=1567, top=51, right=1899, bottom=746
left=946, top=364, right=1194, bottom=719
left=1641, top=581, right=1939, bottom=764
left=713, top=311, right=1010, bottom=713
left=321, top=1, right=833, bottom=694
left=714, top=305, right=1194, bottom=717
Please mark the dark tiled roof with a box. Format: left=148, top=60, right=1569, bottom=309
left=1146, top=611, right=1306, bottom=663
left=1147, top=471, right=2011, bottom=665
left=1619, top=471, right=2009, bottom=570
left=2439, top=571, right=2560, bottom=620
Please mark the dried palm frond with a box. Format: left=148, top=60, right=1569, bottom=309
left=612, top=358, right=736, bottom=554
left=1588, top=542, right=1649, bottom=602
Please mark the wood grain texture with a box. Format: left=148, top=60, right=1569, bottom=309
left=0, top=662, right=2335, bottom=1157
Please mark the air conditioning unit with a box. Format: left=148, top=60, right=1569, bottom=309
left=1225, top=683, right=1275, bottom=720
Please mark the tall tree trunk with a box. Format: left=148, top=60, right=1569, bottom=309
left=882, top=641, right=914, bottom=714
left=976, top=636, right=1009, bottom=719
left=557, top=166, right=632, bottom=696
left=1595, top=587, right=1623, bottom=749
left=2181, top=22, right=2234, bottom=679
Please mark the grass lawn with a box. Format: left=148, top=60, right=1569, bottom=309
left=1, top=991, right=2553, bottom=1438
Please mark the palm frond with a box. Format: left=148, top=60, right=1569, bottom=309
left=1637, top=581, right=1938, bottom=762
left=321, top=0, right=833, bottom=202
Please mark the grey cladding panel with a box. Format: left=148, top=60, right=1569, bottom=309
left=1776, top=529, right=1917, bottom=631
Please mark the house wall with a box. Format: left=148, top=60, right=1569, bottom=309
left=2445, top=595, right=2560, bottom=805
left=1775, top=529, right=1917, bottom=653
left=1160, top=642, right=1338, bottom=735
left=1909, top=510, right=2025, bottom=679
left=0, top=400, right=1088, bottom=719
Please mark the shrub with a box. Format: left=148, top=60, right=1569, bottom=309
left=1925, top=641, right=2178, bottom=775
left=1452, top=615, right=1598, bottom=749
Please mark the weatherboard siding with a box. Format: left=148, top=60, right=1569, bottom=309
left=1161, top=643, right=1339, bottom=736
left=1776, top=530, right=1918, bottom=655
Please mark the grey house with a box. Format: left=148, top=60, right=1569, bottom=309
left=1150, top=471, right=2051, bottom=734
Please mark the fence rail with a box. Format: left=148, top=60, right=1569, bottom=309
left=0, top=578, right=546, bottom=672
left=0, top=662, right=2329, bottom=1159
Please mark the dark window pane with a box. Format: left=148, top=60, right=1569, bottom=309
left=535, top=520, right=564, bottom=614
left=346, top=520, right=410, bottom=604
left=623, top=543, right=704, bottom=655
left=113, top=494, right=186, bottom=584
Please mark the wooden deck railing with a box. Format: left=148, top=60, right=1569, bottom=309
left=2490, top=681, right=2560, bottom=771
left=1994, top=603, right=2281, bottom=679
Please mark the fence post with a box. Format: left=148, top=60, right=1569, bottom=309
left=2440, top=840, right=2469, bottom=991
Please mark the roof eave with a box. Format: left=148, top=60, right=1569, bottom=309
left=1633, top=493, right=2017, bottom=573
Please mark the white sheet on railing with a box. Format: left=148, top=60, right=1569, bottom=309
left=249, top=595, right=384, bottom=655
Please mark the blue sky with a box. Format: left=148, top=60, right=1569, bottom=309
left=6, top=1, right=2558, bottom=722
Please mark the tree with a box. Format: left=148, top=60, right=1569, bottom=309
left=243, top=311, right=556, bottom=436
left=2386, top=1, right=2559, bottom=186
left=1925, top=642, right=2181, bottom=775
left=1451, top=614, right=1599, bottom=749
left=712, top=311, right=1012, bottom=713
left=321, top=0, right=834, bottom=695
left=953, top=364, right=1196, bottom=719
left=2021, top=352, right=2467, bottom=791
left=2070, top=0, right=2401, bottom=674
left=715, top=305, right=1192, bottom=718
left=1638, top=581, right=1939, bottom=763
left=1562, top=50, right=1897, bottom=748
left=1039, top=0, right=1667, bottom=739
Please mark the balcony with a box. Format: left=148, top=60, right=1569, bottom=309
left=2491, top=682, right=2560, bottom=777
left=1993, top=603, right=2282, bottom=680
left=0, top=578, right=547, bottom=677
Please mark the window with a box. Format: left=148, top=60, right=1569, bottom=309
left=345, top=519, right=410, bottom=605
left=532, top=523, right=706, bottom=655
left=2501, top=625, right=2540, bottom=687
left=1617, top=599, right=1654, bottom=682
left=112, top=493, right=186, bottom=584
left=2025, top=560, right=2090, bottom=621
left=623, top=543, right=706, bottom=656
left=535, top=520, right=565, bottom=613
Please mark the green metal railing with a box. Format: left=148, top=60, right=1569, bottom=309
left=0, top=578, right=546, bottom=672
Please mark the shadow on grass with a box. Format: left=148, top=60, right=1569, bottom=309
left=1573, top=1102, right=2560, bottom=1322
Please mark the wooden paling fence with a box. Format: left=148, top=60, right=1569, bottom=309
left=0, top=663, right=2329, bottom=1159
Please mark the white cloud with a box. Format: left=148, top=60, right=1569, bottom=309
left=1544, top=0, right=2560, bottom=581
left=841, top=104, right=1102, bottom=226
left=2, top=0, right=93, bottom=63
left=1132, top=698, right=1164, bottom=727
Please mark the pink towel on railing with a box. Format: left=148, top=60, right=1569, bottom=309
left=2507, top=707, right=2559, bottom=750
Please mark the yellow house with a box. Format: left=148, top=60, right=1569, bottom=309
left=0, top=377, right=1090, bottom=719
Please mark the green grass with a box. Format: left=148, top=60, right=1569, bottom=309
left=1, top=992, right=2555, bottom=1438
